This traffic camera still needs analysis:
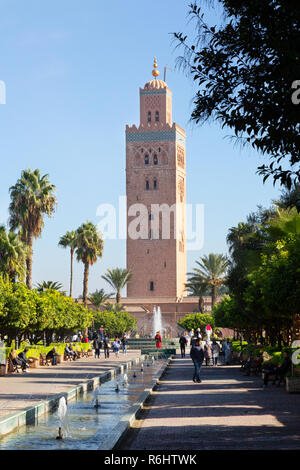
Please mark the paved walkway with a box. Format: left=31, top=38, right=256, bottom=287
left=0, top=350, right=140, bottom=419
left=120, top=355, right=300, bottom=450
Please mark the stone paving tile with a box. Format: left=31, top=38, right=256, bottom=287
left=121, top=355, right=300, bottom=450
left=0, top=350, right=140, bottom=418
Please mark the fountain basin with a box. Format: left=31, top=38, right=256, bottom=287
left=0, top=356, right=172, bottom=450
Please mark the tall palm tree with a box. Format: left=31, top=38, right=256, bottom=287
left=58, top=230, right=77, bottom=297
left=101, top=268, right=133, bottom=304
left=75, top=222, right=104, bottom=306
left=0, top=226, right=28, bottom=282
left=188, top=254, right=229, bottom=309
left=88, top=288, right=112, bottom=308
left=185, top=279, right=208, bottom=313
left=8, top=169, right=57, bottom=289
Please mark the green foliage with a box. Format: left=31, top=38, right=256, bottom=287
left=101, top=268, right=133, bottom=303
left=0, top=277, right=93, bottom=341
left=187, top=253, right=229, bottom=308
left=174, top=1, right=300, bottom=187
left=93, top=310, right=137, bottom=337
left=177, top=313, right=215, bottom=333
left=221, top=202, right=300, bottom=344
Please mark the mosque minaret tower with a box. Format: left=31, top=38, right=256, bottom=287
left=126, top=58, right=186, bottom=298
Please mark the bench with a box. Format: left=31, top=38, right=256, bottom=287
left=40, top=353, right=52, bottom=366
left=8, top=358, right=22, bottom=373
left=64, top=353, right=74, bottom=361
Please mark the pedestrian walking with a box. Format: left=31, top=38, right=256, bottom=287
left=103, top=335, right=110, bottom=359
left=212, top=339, right=221, bottom=366
left=155, top=331, right=162, bottom=349
left=179, top=334, right=187, bottom=358
left=121, top=334, right=128, bottom=354
left=190, top=339, right=204, bottom=383
left=93, top=336, right=101, bottom=358
left=204, top=340, right=212, bottom=366
left=113, top=338, right=121, bottom=357
left=222, top=340, right=231, bottom=365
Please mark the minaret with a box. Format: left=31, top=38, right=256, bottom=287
left=126, top=58, right=186, bottom=298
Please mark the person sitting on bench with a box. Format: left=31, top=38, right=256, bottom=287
left=46, top=347, right=58, bottom=366
left=18, top=347, right=30, bottom=372
left=9, top=349, right=23, bottom=371
left=263, top=351, right=291, bottom=387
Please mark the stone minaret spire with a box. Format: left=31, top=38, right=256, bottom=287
left=125, top=59, right=186, bottom=298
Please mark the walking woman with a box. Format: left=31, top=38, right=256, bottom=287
left=204, top=340, right=212, bottom=367
left=212, top=339, right=221, bottom=366
left=155, top=331, right=162, bottom=349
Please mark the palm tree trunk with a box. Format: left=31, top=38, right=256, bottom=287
left=83, top=262, right=89, bottom=306
left=69, top=247, right=74, bottom=297
left=116, top=290, right=120, bottom=304
left=198, top=295, right=204, bottom=313
left=211, top=284, right=217, bottom=309
left=26, top=231, right=33, bottom=289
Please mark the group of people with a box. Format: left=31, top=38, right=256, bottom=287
left=178, top=329, right=232, bottom=383
left=92, top=332, right=128, bottom=359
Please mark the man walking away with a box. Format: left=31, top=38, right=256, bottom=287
left=179, top=334, right=187, bottom=358
left=103, top=336, right=110, bottom=359
left=93, top=336, right=101, bottom=358
left=121, top=334, right=128, bottom=354
left=190, top=339, right=204, bottom=383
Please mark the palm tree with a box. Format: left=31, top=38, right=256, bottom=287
left=104, top=302, right=126, bottom=313
left=35, top=281, right=64, bottom=292
left=0, top=226, right=28, bottom=281
left=188, top=254, right=229, bottom=309
left=75, top=222, right=104, bottom=306
left=185, top=279, right=208, bottom=313
left=88, top=288, right=112, bottom=308
left=101, top=268, right=133, bottom=304
left=58, top=230, right=77, bottom=297
left=8, top=169, right=57, bottom=289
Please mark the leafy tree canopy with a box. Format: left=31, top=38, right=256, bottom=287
left=174, top=1, right=300, bottom=188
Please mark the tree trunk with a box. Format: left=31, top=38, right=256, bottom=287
left=69, top=247, right=74, bottom=297
left=198, top=295, right=204, bottom=313
left=211, top=284, right=217, bottom=309
left=26, top=231, right=33, bottom=290
left=116, top=291, right=120, bottom=304
left=83, top=262, right=89, bottom=306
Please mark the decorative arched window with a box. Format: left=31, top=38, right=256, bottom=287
left=145, top=154, right=149, bottom=165
left=153, top=179, right=157, bottom=190
left=145, top=180, right=150, bottom=190
left=155, top=111, right=159, bottom=122
left=147, top=111, right=151, bottom=122
left=153, top=154, right=158, bottom=165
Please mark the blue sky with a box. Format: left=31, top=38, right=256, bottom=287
left=0, top=0, right=281, bottom=297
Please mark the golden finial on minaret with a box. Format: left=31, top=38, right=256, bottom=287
left=152, top=57, right=160, bottom=78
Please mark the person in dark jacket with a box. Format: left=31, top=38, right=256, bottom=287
left=179, top=334, right=187, bottom=358
left=93, top=336, right=101, bottom=358
left=46, top=347, right=57, bottom=366
left=103, top=336, right=110, bottom=359
left=190, top=339, right=204, bottom=383
left=18, top=348, right=30, bottom=372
